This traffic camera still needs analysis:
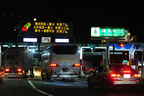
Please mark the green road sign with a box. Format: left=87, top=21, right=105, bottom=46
left=91, top=27, right=125, bottom=37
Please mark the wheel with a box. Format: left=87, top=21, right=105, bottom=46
left=102, top=80, right=107, bottom=91
left=88, top=79, right=93, bottom=89
left=46, top=69, right=52, bottom=81
left=71, top=78, right=75, bottom=82
left=41, top=75, right=46, bottom=80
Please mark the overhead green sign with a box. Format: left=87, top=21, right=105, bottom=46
left=91, top=27, right=125, bottom=37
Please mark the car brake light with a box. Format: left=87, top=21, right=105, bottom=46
left=73, top=63, right=81, bottom=67
left=134, top=74, right=141, bottom=78
left=50, top=63, right=58, bottom=67
left=111, top=74, right=121, bottom=77
left=17, top=68, right=22, bottom=72
left=123, top=70, right=131, bottom=73
left=0, top=72, right=2, bottom=75
left=5, top=68, right=10, bottom=72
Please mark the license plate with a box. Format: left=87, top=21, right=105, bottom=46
left=18, top=73, right=23, bottom=75
left=124, top=74, right=130, bottom=78
left=4, top=73, right=9, bottom=75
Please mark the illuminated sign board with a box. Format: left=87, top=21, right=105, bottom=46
left=20, top=21, right=73, bottom=36
left=55, top=38, right=69, bottom=43
left=91, top=27, right=125, bottom=37
left=41, top=37, right=51, bottom=43
left=23, top=38, right=37, bottom=42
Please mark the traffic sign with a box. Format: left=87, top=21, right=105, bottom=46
left=91, top=27, right=125, bottom=37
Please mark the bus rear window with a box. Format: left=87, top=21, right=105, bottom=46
left=53, top=46, right=78, bottom=54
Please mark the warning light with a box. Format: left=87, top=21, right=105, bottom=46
left=22, top=22, right=31, bottom=32
left=119, top=43, right=124, bottom=47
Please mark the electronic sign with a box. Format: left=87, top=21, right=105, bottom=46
left=91, top=27, right=125, bottom=37
left=20, top=21, right=73, bottom=36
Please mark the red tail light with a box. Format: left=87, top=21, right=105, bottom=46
left=0, top=72, right=2, bottom=75
left=17, top=68, right=22, bottom=72
left=5, top=68, right=10, bottom=72
left=73, top=63, right=81, bottom=67
left=50, top=63, right=58, bottom=67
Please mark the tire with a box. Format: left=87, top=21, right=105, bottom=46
left=71, top=78, right=75, bottom=82
left=102, top=80, right=107, bottom=91
left=88, top=79, right=93, bottom=89
left=41, top=75, right=45, bottom=80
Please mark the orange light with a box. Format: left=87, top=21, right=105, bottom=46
left=111, top=74, right=116, bottom=77
left=73, top=64, right=81, bottom=67
left=134, top=74, right=141, bottom=77
left=116, top=74, right=121, bottom=76
left=50, top=63, right=58, bottom=67
left=0, top=72, right=2, bottom=75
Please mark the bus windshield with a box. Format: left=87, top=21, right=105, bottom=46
left=53, top=46, right=78, bottom=54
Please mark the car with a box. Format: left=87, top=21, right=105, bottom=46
left=0, top=69, right=3, bottom=82
left=87, top=64, right=141, bottom=91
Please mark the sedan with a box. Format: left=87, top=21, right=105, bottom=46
left=87, top=64, right=141, bottom=91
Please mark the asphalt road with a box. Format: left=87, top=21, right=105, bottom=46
left=0, top=77, right=144, bottom=96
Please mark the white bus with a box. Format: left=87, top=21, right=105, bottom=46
left=41, top=43, right=80, bottom=81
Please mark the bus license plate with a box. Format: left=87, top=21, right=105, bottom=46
left=124, top=74, right=130, bottom=78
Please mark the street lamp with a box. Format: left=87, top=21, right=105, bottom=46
left=33, top=18, right=37, bottom=21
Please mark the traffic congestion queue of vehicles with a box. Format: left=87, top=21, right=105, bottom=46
left=87, top=64, right=141, bottom=91
left=41, top=37, right=81, bottom=81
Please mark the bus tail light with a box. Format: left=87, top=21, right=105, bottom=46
left=73, top=63, right=81, bottom=67
left=50, top=63, right=58, bottom=67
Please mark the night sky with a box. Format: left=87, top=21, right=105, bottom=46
left=0, top=1, right=144, bottom=43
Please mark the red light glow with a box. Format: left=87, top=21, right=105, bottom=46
left=17, top=68, right=22, bottom=72
left=50, top=63, right=58, bottom=67
left=22, top=27, right=28, bottom=32
left=73, top=64, right=81, bottom=67
left=123, top=70, right=131, bottom=73
left=5, top=68, right=10, bottom=72
left=119, top=43, right=124, bottom=47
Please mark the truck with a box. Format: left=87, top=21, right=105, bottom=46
left=2, top=47, right=27, bottom=77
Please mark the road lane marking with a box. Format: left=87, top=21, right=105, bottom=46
left=28, top=80, right=53, bottom=96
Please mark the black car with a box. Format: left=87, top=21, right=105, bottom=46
left=87, top=64, right=141, bottom=91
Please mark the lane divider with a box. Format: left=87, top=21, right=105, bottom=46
left=28, top=80, right=53, bottom=96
